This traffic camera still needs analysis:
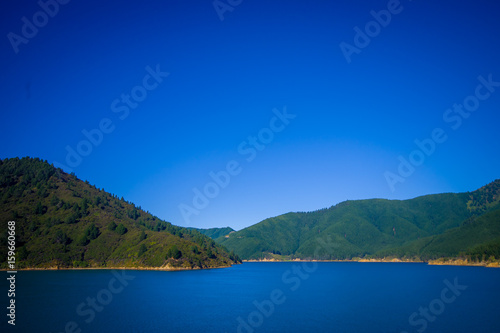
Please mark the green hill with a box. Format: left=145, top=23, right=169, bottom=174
left=194, top=227, right=235, bottom=240
left=378, top=199, right=500, bottom=260
left=217, top=180, right=500, bottom=262
left=3, top=156, right=496, bottom=267
left=0, top=157, right=240, bottom=270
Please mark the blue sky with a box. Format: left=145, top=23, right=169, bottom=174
left=1, top=0, right=500, bottom=230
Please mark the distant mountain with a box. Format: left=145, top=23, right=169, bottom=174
left=217, top=180, right=500, bottom=263
left=0, top=157, right=240, bottom=269
left=194, top=227, right=235, bottom=240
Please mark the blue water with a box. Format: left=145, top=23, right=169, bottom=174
left=2, top=262, right=500, bottom=332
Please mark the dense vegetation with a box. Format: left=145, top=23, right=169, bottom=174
left=217, top=180, right=500, bottom=262
left=194, top=227, right=234, bottom=240
left=2, top=157, right=496, bottom=267
left=0, top=157, right=240, bottom=269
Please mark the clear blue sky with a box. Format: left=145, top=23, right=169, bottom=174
left=1, top=0, right=499, bottom=230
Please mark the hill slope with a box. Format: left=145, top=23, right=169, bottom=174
left=379, top=186, right=500, bottom=260
left=0, top=157, right=240, bottom=269
left=194, top=227, right=235, bottom=240
left=217, top=180, right=500, bottom=261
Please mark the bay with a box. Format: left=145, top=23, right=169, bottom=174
left=2, top=262, right=500, bottom=332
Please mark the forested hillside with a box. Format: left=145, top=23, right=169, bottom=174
left=217, top=180, right=500, bottom=262
left=194, top=227, right=234, bottom=240
left=0, top=157, right=240, bottom=269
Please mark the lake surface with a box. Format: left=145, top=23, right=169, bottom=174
left=2, top=262, right=500, bottom=332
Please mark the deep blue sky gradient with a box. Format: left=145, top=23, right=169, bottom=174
left=1, top=0, right=500, bottom=230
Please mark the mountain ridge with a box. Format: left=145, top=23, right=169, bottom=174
left=214, top=179, right=500, bottom=265
left=2, top=156, right=497, bottom=268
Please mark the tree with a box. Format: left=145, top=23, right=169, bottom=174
left=116, top=223, right=127, bottom=235
left=206, top=247, right=214, bottom=259
left=18, top=246, right=29, bottom=260
left=107, top=221, right=117, bottom=231
left=77, top=235, right=89, bottom=246
left=166, top=245, right=182, bottom=259
left=37, top=186, right=48, bottom=198
left=138, top=244, right=147, bottom=257
left=229, top=250, right=240, bottom=262
left=50, top=195, right=60, bottom=207
left=62, top=201, right=71, bottom=210
left=128, top=208, right=140, bottom=220
left=29, top=221, right=38, bottom=232
left=55, top=230, right=70, bottom=245
left=65, top=212, right=78, bottom=224
left=139, top=230, right=147, bottom=241
left=34, top=201, right=45, bottom=215
left=84, top=223, right=100, bottom=240
left=81, top=198, right=89, bottom=216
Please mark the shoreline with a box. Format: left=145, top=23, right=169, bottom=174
left=428, top=259, right=499, bottom=268
left=3, top=260, right=498, bottom=270
left=0, top=265, right=233, bottom=272
left=242, top=258, right=500, bottom=267
left=242, top=258, right=422, bottom=263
